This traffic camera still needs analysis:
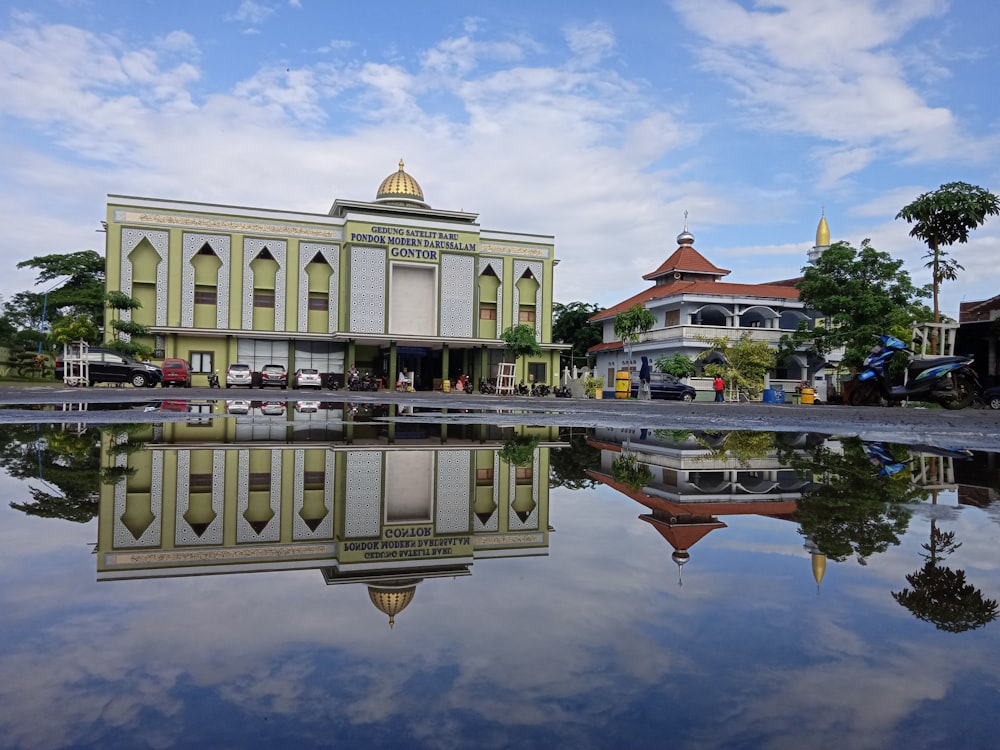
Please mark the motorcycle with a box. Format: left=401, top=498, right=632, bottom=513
left=850, top=334, right=981, bottom=409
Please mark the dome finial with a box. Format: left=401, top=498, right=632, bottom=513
left=677, top=211, right=695, bottom=246
left=398, top=158, right=405, bottom=171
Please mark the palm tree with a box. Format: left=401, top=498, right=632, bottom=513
left=896, top=182, right=1000, bottom=323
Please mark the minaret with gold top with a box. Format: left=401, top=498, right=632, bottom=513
left=807, top=210, right=831, bottom=264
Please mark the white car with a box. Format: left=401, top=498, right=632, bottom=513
left=293, top=368, right=323, bottom=389
left=226, top=399, right=251, bottom=415
left=260, top=401, right=286, bottom=416
left=295, top=400, right=321, bottom=413
left=226, top=364, right=253, bottom=388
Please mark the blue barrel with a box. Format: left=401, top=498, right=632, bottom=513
left=774, top=386, right=785, bottom=404
left=762, top=388, right=776, bottom=403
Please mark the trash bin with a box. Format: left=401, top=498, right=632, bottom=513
left=762, top=388, right=776, bottom=403
left=615, top=370, right=631, bottom=399
left=443, top=379, right=451, bottom=393
left=801, top=387, right=815, bottom=405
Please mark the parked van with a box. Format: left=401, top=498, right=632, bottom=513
left=161, top=358, right=192, bottom=387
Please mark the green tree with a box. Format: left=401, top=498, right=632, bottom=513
left=655, top=352, right=696, bottom=379
left=781, top=438, right=923, bottom=565
left=697, top=333, right=775, bottom=398
left=896, top=182, right=1000, bottom=323
left=552, top=301, right=604, bottom=367
left=105, top=291, right=154, bottom=359
left=0, top=425, right=102, bottom=524
left=892, top=524, right=999, bottom=633
left=613, top=304, right=655, bottom=368
left=549, top=431, right=600, bottom=490
left=499, top=434, right=540, bottom=467
left=500, top=323, right=542, bottom=364
left=784, top=239, right=930, bottom=370
left=49, top=314, right=99, bottom=346
left=16, top=250, right=106, bottom=324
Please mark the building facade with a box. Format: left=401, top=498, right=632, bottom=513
left=105, top=161, right=563, bottom=389
left=588, top=217, right=834, bottom=398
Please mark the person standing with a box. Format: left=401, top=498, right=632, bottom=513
left=638, top=356, right=651, bottom=400
left=713, top=374, right=725, bottom=402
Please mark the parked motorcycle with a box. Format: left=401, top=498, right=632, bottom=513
left=850, top=334, right=981, bottom=409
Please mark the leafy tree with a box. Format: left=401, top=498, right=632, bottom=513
left=656, top=352, right=696, bottom=379
left=892, top=523, right=998, bottom=633
left=613, top=304, right=655, bottom=367
left=50, top=314, right=99, bottom=346
left=16, top=250, right=106, bottom=325
left=552, top=301, right=604, bottom=367
left=697, top=333, right=775, bottom=398
left=0, top=425, right=102, bottom=524
left=784, top=239, right=930, bottom=370
left=693, top=430, right=777, bottom=465
left=500, top=323, right=541, bottom=364
left=780, top=438, right=924, bottom=565
left=896, top=181, right=1000, bottom=323
left=611, top=452, right=653, bottom=493
left=499, top=434, right=540, bottom=467
left=549, top=431, right=600, bottom=490
left=105, top=291, right=154, bottom=359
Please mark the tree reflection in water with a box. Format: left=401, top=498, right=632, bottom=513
left=893, top=523, right=999, bottom=633
left=0, top=424, right=102, bottom=523
left=780, top=438, right=926, bottom=565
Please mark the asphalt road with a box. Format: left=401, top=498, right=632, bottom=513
left=2, top=382, right=998, bottom=451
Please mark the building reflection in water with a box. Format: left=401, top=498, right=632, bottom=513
left=585, top=426, right=998, bottom=592
left=97, top=402, right=556, bottom=627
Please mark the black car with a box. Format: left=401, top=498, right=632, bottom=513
left=983, top=385, right=1000, bottom=410
left=54, top=348, right=163, bottom=387
left=631, top=372, right=697, bottom=401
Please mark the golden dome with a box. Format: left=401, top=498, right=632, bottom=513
left=368, top=580, right=420, bottom=628
left=816, top=212, right=830, bottom=247
left=376, top=159, right=427, bottom=207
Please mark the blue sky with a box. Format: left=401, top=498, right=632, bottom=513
left=1, top=0, right=998, bottom=317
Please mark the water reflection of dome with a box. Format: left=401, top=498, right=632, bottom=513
left=368, top=578, right=424, bottom=628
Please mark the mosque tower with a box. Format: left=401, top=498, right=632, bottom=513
left=807, top=210, right=830, bottom=264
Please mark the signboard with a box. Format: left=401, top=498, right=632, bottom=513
left=339, top=524, right=472, bottom=564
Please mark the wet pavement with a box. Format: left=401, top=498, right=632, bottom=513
left=2, top=383, right=997, bottom=450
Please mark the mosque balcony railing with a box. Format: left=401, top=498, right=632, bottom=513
left=638, top=324, right=788, bottom=345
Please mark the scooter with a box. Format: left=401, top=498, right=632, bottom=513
left=850, top=334, right=981, bottom=409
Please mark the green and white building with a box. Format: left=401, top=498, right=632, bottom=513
left=105, top=161, right=563, bottom=388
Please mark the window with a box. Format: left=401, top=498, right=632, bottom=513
left=187, top=403, right=213, bottom=426
left=304, top=471, right=325, bottom=489
left=476, top=468, right=494, bottom=486
left=190, top=473, right=212, bottom=491
left=249, top=472, right=271, bottom=489
left=194, top=289, right=217, bottom=304
left=665, top=309, right=680, bottom=327
left=190, top=352, right=213, bottom=374
left=528, top=362, right=547, bottom=383
left=515, top=467, right=533, bottom=484
left=253, top=292, right=275, bottom=308
left=479, top=306, right=497, bottom=320
left=518, top=309, right=536, bottom=323
left=308, top=294, right=328, bottom=311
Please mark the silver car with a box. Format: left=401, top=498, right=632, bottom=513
left=293, top=368, right=322, bottom=389
left=225, top=363, right=253, bottom=388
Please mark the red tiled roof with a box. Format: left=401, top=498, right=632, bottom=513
left=589, top=280, right=801, bottom=322
left=587, top=340, right=624, bottom=354
left=960, top=295, right=1000, bottom=322
left=643, top=245, right=730, bottom=280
